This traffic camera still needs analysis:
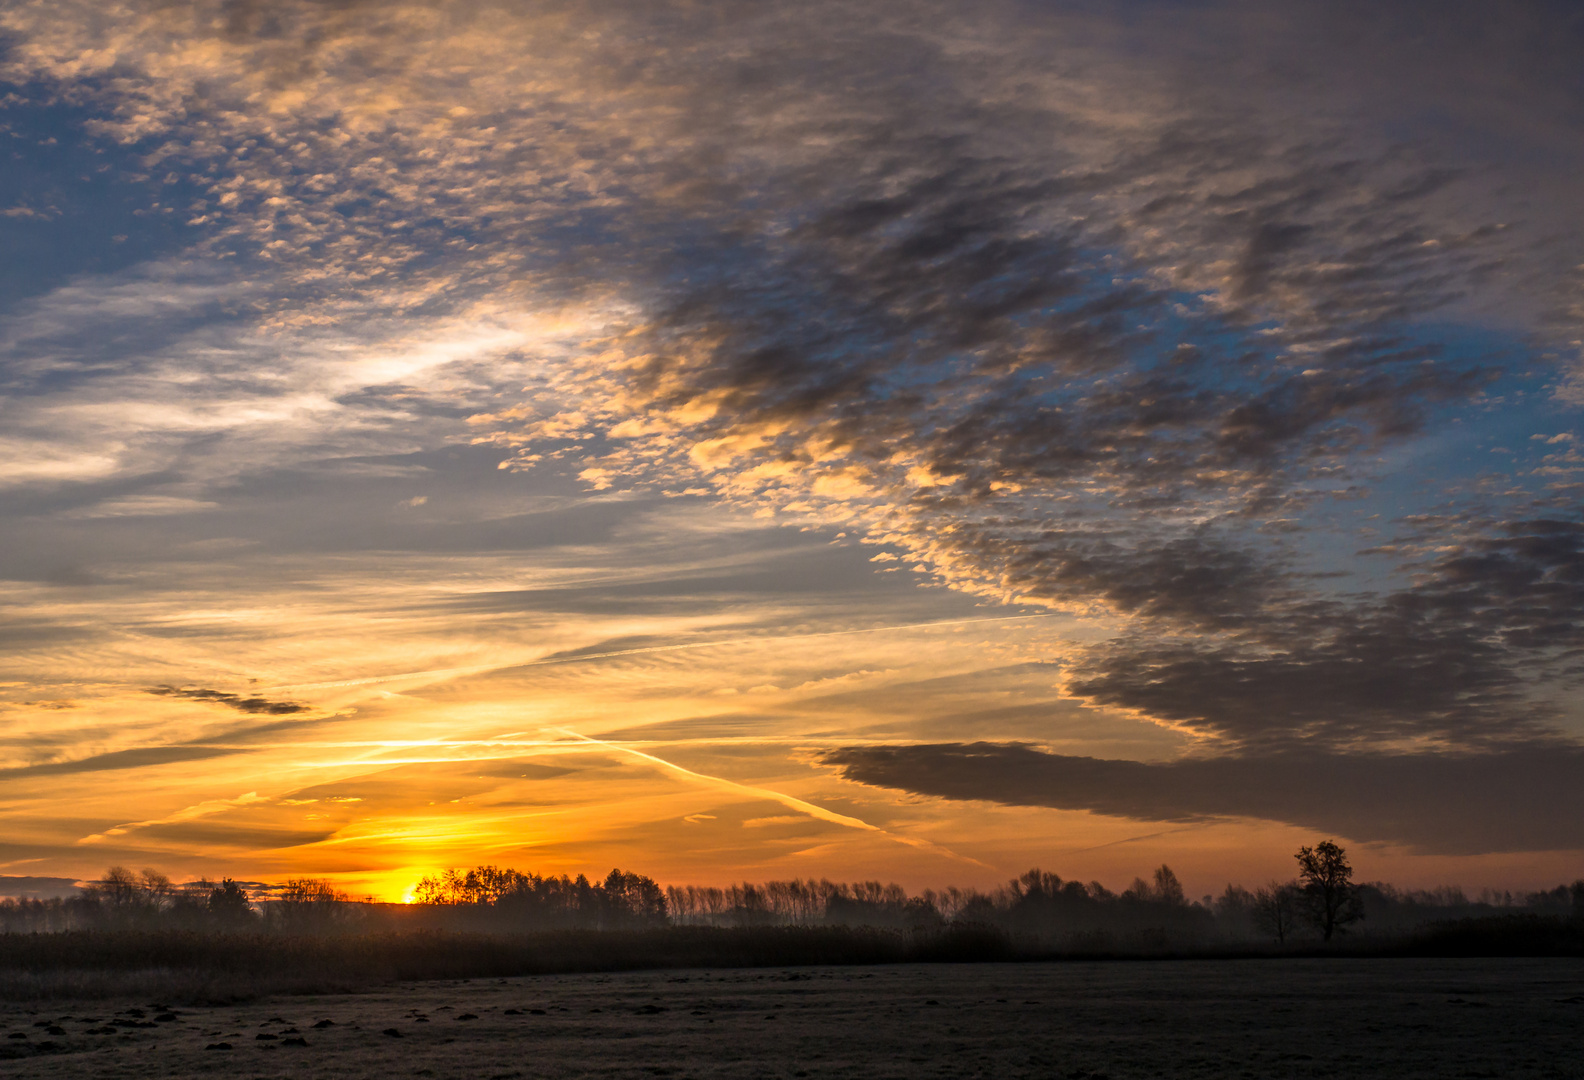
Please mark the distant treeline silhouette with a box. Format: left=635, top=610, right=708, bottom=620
left=3, top=844, right=1584, bottom=999
left=410, top=867, right=667, bottom=929
left=0, top=867, right=352, bottom=934
left=663, top=862, right=1584, bottom=949
left=4, top=844, right=1582, bottom=948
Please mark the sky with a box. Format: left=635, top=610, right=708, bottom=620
left=1, top=0, right=1581, bottom=903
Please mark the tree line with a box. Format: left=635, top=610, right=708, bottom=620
left=411, top=867, right=667, bottom=929
left=0, top=867, right=351, bottom=933
left=5, top=842, right=1582, bottom=944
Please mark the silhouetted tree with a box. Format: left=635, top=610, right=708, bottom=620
left=1121, top=865, right=1185, bottom=905
left=164, top=879, right=211, bottom=925
left=273, top=877, right=349, bottom=932
left=208, top=879, right=254, bottom=925
left=95, top=866, right=140, bottom=910
left=1295, top=840, right=1363, bottom=941
left=411, top=865, right=666, bottom=929
left=600, top=869, right=668, bottom=927
left=1152, top=865, right=1186, bottom=906
left=139, top=868, right=174, bottom=910
left=1251, top=880, right=1301, bottom=943
left=280, top=878, right=344, bottom=905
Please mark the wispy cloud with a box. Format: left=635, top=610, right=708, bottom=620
left=79, top=791, right=268, bottom=845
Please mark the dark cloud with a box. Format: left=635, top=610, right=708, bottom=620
left=621, top=136, right=1493, bottom=502
left=821, top=741, right=1584, bottom=854
left=148, top=686, right=308, bottom=715
left=1064, top=517, right=1584, bottom=750
left=0, top=875, right=82, bottom=900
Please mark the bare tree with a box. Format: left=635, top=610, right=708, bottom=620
left=1251, top=880, right=1301, bottom=943
left=1296, top=839, right=1363, bottom=942
left=274, top=877, right=348, bottom=932
left=139, top=868, right=174, bottom=911
left=280, top=878, right=345, bottom=906
left=96, top=866, right=140, bottom=909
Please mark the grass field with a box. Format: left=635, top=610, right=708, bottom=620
left=3, top=958, right=1583, bottom=1079
left=1, top=916, right=1580, bottom=1004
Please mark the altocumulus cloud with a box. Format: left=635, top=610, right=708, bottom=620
left=1, top=0, right=1582, bottom=848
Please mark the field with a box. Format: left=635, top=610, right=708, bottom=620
left=3, top=958, right=1582, bottom=1079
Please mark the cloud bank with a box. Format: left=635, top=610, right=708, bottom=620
left=822, top=742, right=1584, bottom=854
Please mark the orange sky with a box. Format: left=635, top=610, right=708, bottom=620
left=6, top=542, right=1580, bottom=900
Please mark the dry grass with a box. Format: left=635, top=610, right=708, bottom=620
left=0, top=925, right=1009, bottom=1002
left=1, top=916, right=1578, bottom=1002
left=5, top=958, right=1583, bottom=1078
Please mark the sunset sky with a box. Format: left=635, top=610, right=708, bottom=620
left=2, top=1, right=1582, bottom=903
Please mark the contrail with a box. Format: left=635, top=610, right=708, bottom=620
left=499, top=613, right=1055, bottom=673
left=553, top=728, right=991, bottom=869
left=267, top=612, right=1055, bottom=693
left=1055, top=825, right=1207, bottom=855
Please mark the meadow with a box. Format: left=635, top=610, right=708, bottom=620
left=1, top=916, right=1581, bottom=1006
left=4, top=959, right=1583, bottom=1079
left=4, top=860, right=1581, bottom=1077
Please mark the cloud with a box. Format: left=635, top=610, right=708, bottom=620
left=0, top=875, right=82, bottom=900
left=821, top=741, right=1584, bottom=854
left=0, top=745, right=238, bottom=782
left=148, top=685, right=308, bottom=715
left=79, top=791, right=268, bottom=844
left=65, top=495, right=219, bottom=518
left=0, top=257, right=590, bottom=502
left=1058, top=517, right=1584, bottom=750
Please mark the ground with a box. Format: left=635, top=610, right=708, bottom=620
left=3, top=959, right=1582, bottom=1078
